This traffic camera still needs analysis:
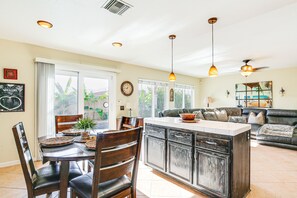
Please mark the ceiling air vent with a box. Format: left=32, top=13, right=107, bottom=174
left=102, top=0, right=133, bottom=15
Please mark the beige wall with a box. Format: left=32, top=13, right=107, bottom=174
left=116, top=63, right=199, bottom=117
left=199, top=68, right=297, bottom=109
left=0, top=39, right=199, bottom=165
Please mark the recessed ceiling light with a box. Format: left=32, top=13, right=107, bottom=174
left=112, top=42, right=123, bottom=47
left=37, top=20, right=53, bottom=29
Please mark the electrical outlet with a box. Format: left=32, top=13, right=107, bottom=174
left=120, top=106, right=125, bottom=110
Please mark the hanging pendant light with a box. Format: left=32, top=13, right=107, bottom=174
left=168, top=34, right=176, bottom=81
left=208, top=17, right=218, bottom=77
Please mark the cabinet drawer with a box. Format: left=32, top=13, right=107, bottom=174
left=145, top=125, right=166, bottom=139
left=168, top=130, right=193, bottom=146
left=196, top=136, right=230, bottom=154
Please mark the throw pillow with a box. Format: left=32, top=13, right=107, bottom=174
left=193, top=111, right=205, bottom=120
left=203, top=111, right=218, bottom=121
left=214, top=109, right=228, bottom=122
left=248, top=111, right=265, bottom=125
left=228, top=116, right=248, bottom=124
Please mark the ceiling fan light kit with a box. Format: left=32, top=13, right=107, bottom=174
left=241, top=59, right=253, bottom=77
left=208, top=17, right=218, bottom=77
left=168, top=34, right=176, bottom=81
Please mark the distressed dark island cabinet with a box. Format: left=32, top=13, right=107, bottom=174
left=144, top=117, right=251, bottom=198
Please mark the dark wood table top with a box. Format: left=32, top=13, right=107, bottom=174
left=40, top=140, right=95, bottom=162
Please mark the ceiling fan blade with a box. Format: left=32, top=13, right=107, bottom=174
left=253, top=66, right=269, bottom=71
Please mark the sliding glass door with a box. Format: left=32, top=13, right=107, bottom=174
left=83, top=77, right=109, bottom=130
left=55, top=68, right=116, bottom=130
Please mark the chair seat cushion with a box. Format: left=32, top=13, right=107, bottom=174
left=33, top=161, right=82, bottom=190
left=69, top=173, right=131, bottom=198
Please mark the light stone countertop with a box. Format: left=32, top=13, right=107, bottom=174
left=144, top=117, right=251, bottom=136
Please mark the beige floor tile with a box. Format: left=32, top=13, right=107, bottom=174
left=1, top=142, right=297, bottom=197
left=0, top=173, right=26, bottom=188
left=0, top=187, right=27, bottom=198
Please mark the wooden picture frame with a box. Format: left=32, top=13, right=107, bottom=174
left=0, top=83, right=25, bottom=112
left=3, top=68, right=18, bottom=80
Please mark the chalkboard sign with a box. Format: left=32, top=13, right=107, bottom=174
left=0, top=83, right=25, bottom=112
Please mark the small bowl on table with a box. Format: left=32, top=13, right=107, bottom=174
left=179, top=113, right=196, bottom=120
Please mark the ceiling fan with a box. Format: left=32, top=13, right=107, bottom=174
left=240, top=59, right=269, bottom=77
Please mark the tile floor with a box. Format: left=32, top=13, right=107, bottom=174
left=0, top=141, right=296, bottom=198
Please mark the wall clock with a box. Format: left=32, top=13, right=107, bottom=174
left=121, top=81, right=134, bottom=96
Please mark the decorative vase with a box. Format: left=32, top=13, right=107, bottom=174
left=81, top=131, right=90, bottom=140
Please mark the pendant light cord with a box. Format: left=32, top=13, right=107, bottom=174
left=212, top=23, right=214, bottom=66
left=171, top=38, right=174, bottom=73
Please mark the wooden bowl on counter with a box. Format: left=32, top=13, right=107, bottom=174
left=179, top=113, right=196, bottom=120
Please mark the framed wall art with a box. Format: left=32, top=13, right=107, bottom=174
left=0, top=83, right=25, bottom=112
left=3, top=68, right=18, bottom=80
left=235, top=81, right=272, bottom=108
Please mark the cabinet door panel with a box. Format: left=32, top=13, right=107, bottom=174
left=168, top=142, right=193, bottom=183
left=195, top=149, right=229, bottom=197
left=145, top=136, right=166, bottom=171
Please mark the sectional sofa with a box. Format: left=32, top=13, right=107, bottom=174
left=159, top=107, right=297, bottom=150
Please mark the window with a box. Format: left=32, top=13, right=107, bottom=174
left=174, top=84, right=195, bottom=108
left=138, top=79, right=169, bottom=118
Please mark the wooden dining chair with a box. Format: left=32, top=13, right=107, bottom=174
left=87, top=116, right=143, bottom=172
left=70, top=127, right=143, bottom=198
left=55, top=114, right=83, bottom=133
left=118, top=116, right=143, bottom=130
left=12, top=122, right=83, bottom=198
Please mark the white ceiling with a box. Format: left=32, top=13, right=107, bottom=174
left=0, top=0, right=297, bottom=77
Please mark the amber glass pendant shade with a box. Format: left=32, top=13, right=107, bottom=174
left=208, top=17, right=218, bottom=77
left=208, top=65, right=218, bottom=77
left=168, top=34, right=177, bottom=81
left=169, top=72, right=176, bottom=81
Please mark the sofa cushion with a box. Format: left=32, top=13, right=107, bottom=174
left=193, top=111, right=205, bottom=120
left=228, top=116, right=247, bottom=124
left=203, top=111, right=218, bottom=121
left=185, top=108, right=205, bottom=114
left=266, top=109, right=297, bottom=126
left=217, top=107, right=242, bottom=116
left=248, top=112, right=265, bottom=125
left=242, top=108, right=267, bottom=117
left=214, top=109, right=228, bottom=122
left=161, top=109, right=184, bottom=117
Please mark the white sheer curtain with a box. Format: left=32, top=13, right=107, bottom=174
left=35, top=62, right=55, bottom=137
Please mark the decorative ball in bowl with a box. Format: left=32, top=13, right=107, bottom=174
left=179, top=113, right=196, bottom=120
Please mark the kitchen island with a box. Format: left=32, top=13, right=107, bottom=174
left=144, top=117, right=251, bottom=198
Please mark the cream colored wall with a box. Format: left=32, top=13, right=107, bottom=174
left=0, top=39, right=199, bottom=165
left=116, top=63, right=200, bottom=117
left=199, top=68, right=297, bottom=109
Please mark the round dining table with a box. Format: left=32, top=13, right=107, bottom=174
left=39, top=137, right=96, bottom=198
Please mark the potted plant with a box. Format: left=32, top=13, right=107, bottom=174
left=75, top=117, right=96, bottom=139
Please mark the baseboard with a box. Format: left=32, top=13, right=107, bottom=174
left=0, top=160, right=20, bottom=168
left=0, top=157, right=37, bottom=168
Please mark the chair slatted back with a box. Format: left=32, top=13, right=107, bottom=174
left=55, top=114, right=83, bottom=133
left=91, top=127, right=143, bottom=197
left=118, top=116, right=143, bottom=130
left=12, top=122, right=36, bottom=191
